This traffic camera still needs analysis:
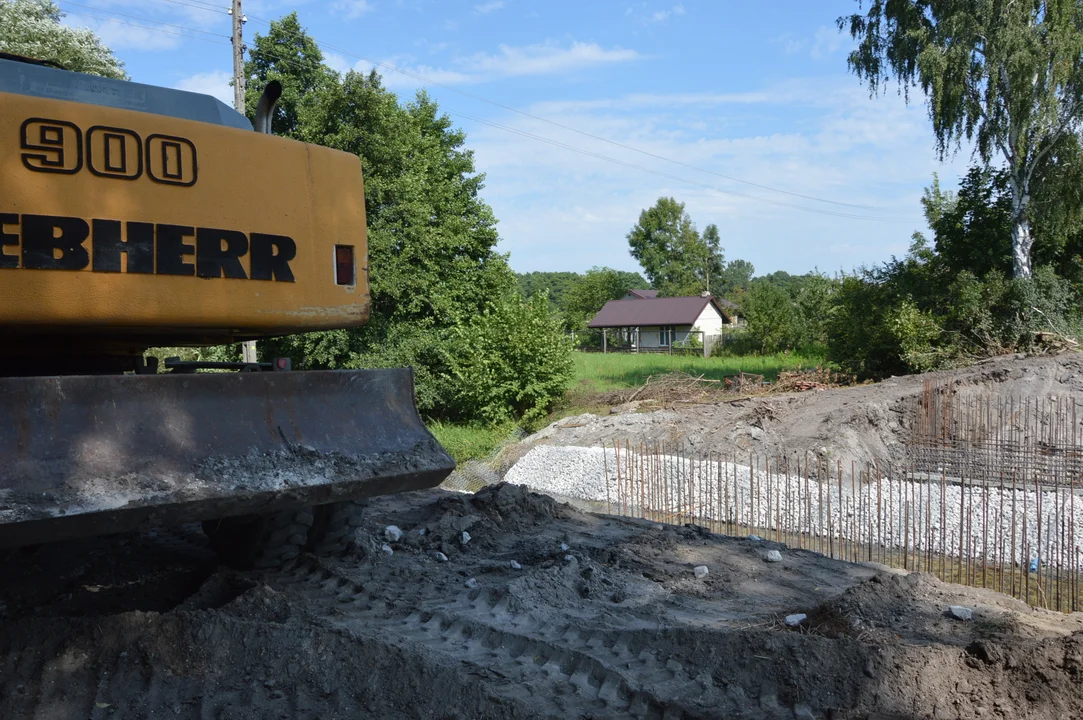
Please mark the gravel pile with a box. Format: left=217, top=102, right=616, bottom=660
left=505, top=445, right=1083, bottom=572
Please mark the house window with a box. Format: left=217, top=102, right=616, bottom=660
left=659, top=325, right=673, bottom=346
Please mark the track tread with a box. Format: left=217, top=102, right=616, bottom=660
left=268, top=560, right=713, bottom=719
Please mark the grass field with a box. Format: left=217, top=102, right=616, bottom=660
left=570, top=350, right=825, bottom=393
left=427, top=420, right=521, bottom=464
left=429, top=350, right=826, bottom=464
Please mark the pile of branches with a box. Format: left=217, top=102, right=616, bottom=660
left=614, top=372, right=730, bottom=406
left=770, top=367, right=854, bottom=394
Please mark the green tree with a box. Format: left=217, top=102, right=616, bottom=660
left=694, top=223, right=726, bottom=295
left=562, top=267, right=641, bottom=331
left=718, top=258, right=755, bottom=296
left=627, top=197, right=722, bottom=296
left=243, top=12, right=338, bottom=138
left=0, top=0, right=125, bottom=78
left=921, top=168, right=1012, bottom=277
left=742, top=281, right=798, bottom=353
left=516, top=271, right=581, bottom=307
left=250, top=14, right=568, bottom=423
left=793, top=272, right=838, bottom=349
left=443, top=293, right=573, bottom=424
left=840, top=0, right=1083, bottom=279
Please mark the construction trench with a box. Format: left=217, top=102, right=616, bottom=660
left=3, top=354, right=1083, bottom=719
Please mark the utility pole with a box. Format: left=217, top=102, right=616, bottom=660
left=231, top=1, right=258, bottom=364
left=231, top=0, right=245, bottom=111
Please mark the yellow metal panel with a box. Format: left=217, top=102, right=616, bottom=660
left=0, top=91, right=369, bottom=340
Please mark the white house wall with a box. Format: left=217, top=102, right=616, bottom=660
left=636, top=325, right=693, bottom=348
left=693, top=304, right=726, bottom=335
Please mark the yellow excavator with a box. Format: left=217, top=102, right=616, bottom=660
left=0, top=53, right=455, bottom=566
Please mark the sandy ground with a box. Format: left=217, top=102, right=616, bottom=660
left=518, top=352, right=1083, bottom=468
left=1, top=483, right=1081, bottom=720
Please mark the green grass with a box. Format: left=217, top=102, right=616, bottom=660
left=570, top=350, right=826, bottom=393
left=427, top=420, right=520, bottom=464
left=429, top=350, right=827, bottom=464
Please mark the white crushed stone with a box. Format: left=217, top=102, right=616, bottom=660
left=785, top=613, right=807, bottom=627
left=560, top=542, right=569, bottom=552
left=510, top=560, right=522, bottom=570
left=948, top=605, right=973, bottom=621
left=563, top=555, right=575, bottom=563
left=380, top=544, right=394, bottom=556
left=464, top=578, right=478, bottom=589
left=765, top=550, right=783, bottom=563
left=503, top=445, right=1083, bottom=572
left=461, top=531, right=471, bottom=545
left=384, top=525, right=403, bottom=542
left=433, top=551, right=449, bottom=562
left=693, top=565, right=709, bottom=579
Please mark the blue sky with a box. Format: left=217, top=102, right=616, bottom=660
left=60, top=0, right=971, bottom=278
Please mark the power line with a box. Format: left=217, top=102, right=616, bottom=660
left=155, top=0, right=227, bottom=12
left=120, top=4, right=921, bottom=223
left=448, top=109, right=918, bottom=223
left=241, top=13, right=903, bottom=215
left=242, top=44, right=918, bottom=223
left=58, top=1, right=229, bottom=38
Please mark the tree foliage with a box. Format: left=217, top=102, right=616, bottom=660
left=250, top=14, right=569, bottom=423
left=626, top=197, right=724, bottom=296
left=442, top=294, right=573, bottom=424
left=516, top=271, right=581, bottom=307
left=718, top=258, right=755, bottom=297
left=561, top=267, right=644, bottom=332
left=243, top=13, right=335, bottom=139
left=839, top=0, right=1083, bottom=279
left=740, top=272, right=837, bottom=354
left=0, top=0, right=126, bottom=78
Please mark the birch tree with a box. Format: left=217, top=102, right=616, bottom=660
left=840, top=0, right=1083, bottom=278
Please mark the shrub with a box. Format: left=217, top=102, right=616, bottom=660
left=442, top=293, right=573, bottom=424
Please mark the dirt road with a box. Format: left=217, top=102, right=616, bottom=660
left=1, top=483, right=1080, bottom=719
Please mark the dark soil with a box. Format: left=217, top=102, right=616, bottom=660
left=1, top=483, right=1081, bottom=719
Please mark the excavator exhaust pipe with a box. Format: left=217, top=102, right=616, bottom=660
left=0, top=367, right=454, bottom=548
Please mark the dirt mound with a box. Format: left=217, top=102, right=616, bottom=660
left=524, top=352, right=1083, bottom=468
left=1, top=487, right=1082, bottom=719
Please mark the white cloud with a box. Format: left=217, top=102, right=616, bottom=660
left=332, top=0, right=373, bottom=20
left=467, top=42, right=639, bottom=76
left=650, top=4, right=685, bottom=22
left=454, top=78, right=968, bottom=276
left=379, top=41, right=640, bottom=88
left=175, top=70, right=233, bottom=105
left=474, top=1, right=504, bottom=13
left=810, top=26, right=844, bottom=59
left=64, top=17, right=182, bottom=51
left=323, top=52, right=353, bottom=74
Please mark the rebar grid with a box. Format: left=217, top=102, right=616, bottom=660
left=601, top=438, right=1082, bottom=613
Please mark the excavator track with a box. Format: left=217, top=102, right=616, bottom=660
left=265, top=557, right=712, bottom=720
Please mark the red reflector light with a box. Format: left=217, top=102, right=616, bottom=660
left=335, top=245, right=355, bottom=285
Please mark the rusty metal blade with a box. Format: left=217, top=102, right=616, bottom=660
left=0, top=368, right=454, bottom=547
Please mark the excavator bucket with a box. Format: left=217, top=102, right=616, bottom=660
left=0, top=368, right=454, bottom=548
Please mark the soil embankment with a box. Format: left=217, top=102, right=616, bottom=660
left=521, top=353, right=1083, bottom=468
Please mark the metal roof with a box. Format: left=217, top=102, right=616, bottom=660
left=588, top=296, right=731, bottom=328
left=626, top=289, right=658, bottom=299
